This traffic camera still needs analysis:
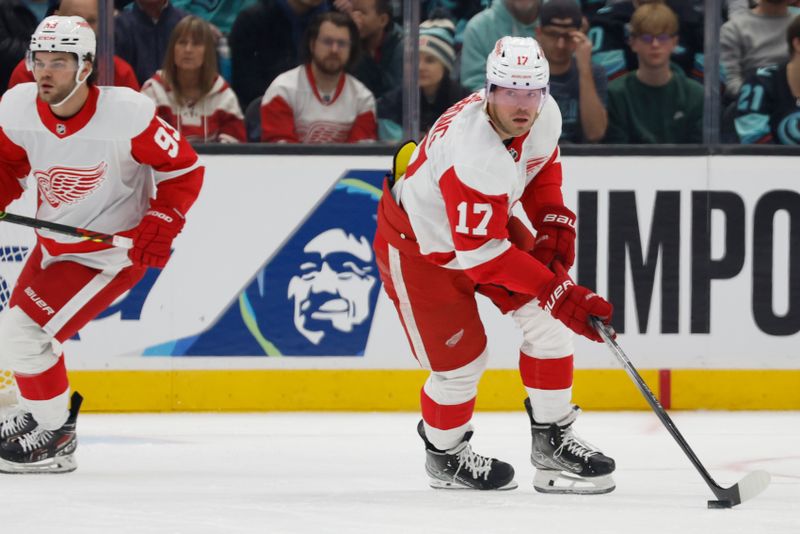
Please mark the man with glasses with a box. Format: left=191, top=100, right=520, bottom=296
left=0, top=16, right=203, bottom=473
left=536, top=0, right=608, bottom=143
left=374, top=36, right=616, bottom=494
left=605, top=3, right=703, bottom=143
left=260, top=11, right=377, bottom=143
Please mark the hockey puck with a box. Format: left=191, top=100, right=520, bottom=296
left=707, top=500, right=733, bottom=509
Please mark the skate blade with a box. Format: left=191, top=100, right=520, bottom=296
left=428, top=477, right=519, bottom=491
left=0, top=454, right=77, bottom=474
left=533, top=470, right=615, bottom=495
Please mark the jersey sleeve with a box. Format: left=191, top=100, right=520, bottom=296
left=130, top=114, right=204, bottom=216
left=439, top=165, right=554, bottom=296
left=519, top=146, right=566, bottom=226
left=347, top=86, right=377, bottom=143
left=260, top=92, right=299, bottom=143
left=0, top=127, right=31, bottom=207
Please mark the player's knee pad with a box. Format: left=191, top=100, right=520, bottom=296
left=512, top=301, right=574, bottom=358
left=423, top=348, right=488, bottom=405
left=0, top=306, right=59, bottom=373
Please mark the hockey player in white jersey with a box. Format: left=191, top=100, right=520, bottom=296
left=0, top=16, right=204, bottom=473
left=374, top=36, right=616, bottom=494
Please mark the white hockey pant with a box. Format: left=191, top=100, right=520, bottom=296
left=512, top=299, right=575, bottom=423
left=422, top=349, right=488, bottom=450
left=0, top=306, right=69, bottom=430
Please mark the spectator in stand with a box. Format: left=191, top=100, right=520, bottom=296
left=588, top=0, right=704, bottom=83
left=229, top=0, right=329, bottom=110
left=7, top=0, right=140, bottom=91
left=260, top=11, right=376, bottom=143
left=734, top=14, right=800, bottom=144
left=721, top=0, right=794, bottom=101
left=0, top=0, right=54, bottom=92
left=115, top=0, right=189, bottom=86
left=537, top=0, right=608, bottom=142
left=171, top=0, right=257, bottom=35
left=460, top=0, right=540, bottom=91
left=605, top=3, right=703, bottom=143
left=422, top=0, right=490, bottom=48
left=377, top=16, right=470, bottom=141
left=350, top=0, right=402, bottom=100
left=141, top=16, right=246, bottom=142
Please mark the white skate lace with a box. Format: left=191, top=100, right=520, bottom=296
left=0, top=408, right=30, bottom=439
left=455, top=443, right=493, bottom=480
left=16, top=427, right=54, bottom=453
left=554, top=427, right=598, bottom=461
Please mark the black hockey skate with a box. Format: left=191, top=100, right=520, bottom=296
left=417, top=420, right=517, bottom=490
left=524, top=398, right=615, bottom=494
left=0, top=407, right=36, bottom=443
left=0, top=391, right=83, bottom=474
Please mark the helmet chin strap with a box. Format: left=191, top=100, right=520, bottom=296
left=50, top=65, right=92, bottom=109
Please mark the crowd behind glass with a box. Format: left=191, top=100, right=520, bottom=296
left=3, top=0, right=798, bottom=145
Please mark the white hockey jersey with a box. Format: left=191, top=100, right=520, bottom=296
left=0, top=83, right=204, bottom=271
left=260, top=64, right=377, bottom=143
left=396, top=90, right=566, bottom=296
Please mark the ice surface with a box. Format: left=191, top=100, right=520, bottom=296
left=2, top=411, right=798, bottom=534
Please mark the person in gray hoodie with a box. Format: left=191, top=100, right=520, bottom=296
left=460, top=0, right=540, bottom=91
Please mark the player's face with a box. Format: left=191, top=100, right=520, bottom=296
left=174, top=34, right=205, bottom=72
left=418, top=51, right=445, bottom=91
left=487, top=86, right=546, bottom=138
left=630, top=32, right=677, bottom=69
left=311, top=21, right=351, bottom=76
left=32, top=52, right=82, bottom=104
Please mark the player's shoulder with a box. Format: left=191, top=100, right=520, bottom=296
left=449, top=120, right=517, bottom=196
left=0, top=83, right=38, bottom=124
left=263, top=66, right=303, bottom=101
left=96, top=86, right=156, bottom=136
left=344, top=73, right=374, bottom=100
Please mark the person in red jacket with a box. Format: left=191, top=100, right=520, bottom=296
left=0, top=16, right=202, bottom=474
left=6, top=0, right=139, bottom=91
left=260, top=11, right=377, bottom=144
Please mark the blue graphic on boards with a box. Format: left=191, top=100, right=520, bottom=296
left=151, top=169, right=385, bottom=356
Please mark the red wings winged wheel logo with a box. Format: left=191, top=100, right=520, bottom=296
left=34, top=162, right=108, bottom=208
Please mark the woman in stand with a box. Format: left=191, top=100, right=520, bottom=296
left=377, top=16, right=471, bottom=141
left=142, top=15, right=246, bottom=143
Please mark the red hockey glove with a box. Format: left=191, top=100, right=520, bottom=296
left=128, top=208, right=185, bottom=269
left=531, top=205, right=576, bottom=271
left=537, top=273, right=613, bottom=343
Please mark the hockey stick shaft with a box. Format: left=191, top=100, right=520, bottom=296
left=590, top=317, right=735, bottom=501
left=551, top=260, right=769, bottom=506
left=0, top=211, right=133, bottom=249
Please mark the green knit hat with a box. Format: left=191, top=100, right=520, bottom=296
left=419, top=18, right=456, bottom=72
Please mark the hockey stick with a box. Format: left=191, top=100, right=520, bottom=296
left=551, top=261, right=771, bottom=507
left=0, top=211, right=133, bottom=249
left=590, top=318, right=771, bottom=508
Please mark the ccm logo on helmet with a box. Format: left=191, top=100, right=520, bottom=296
left=543, top=213, right=576, bottom=228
